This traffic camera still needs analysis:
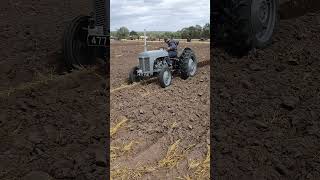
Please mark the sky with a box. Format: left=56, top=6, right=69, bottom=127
left=110, top=0, right=210, bottom=32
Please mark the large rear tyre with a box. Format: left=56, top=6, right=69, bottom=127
left=180, top=48, right=197, bottom=80
left=63, top=15, right=96, bottom=69
left=212, top=0, right=279, bottom=54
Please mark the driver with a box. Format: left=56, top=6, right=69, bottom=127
left=164, top=38, right=178, bottom=58
left=164, top=38, right=179, bottom=66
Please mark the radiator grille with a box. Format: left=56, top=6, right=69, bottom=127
left=139, top=58, right=144, bottom=71
left=144, top=58, right=150, bottom=71
left=94, top=0, right=108, bottom=35
left=139, top=57, right=150, bottom=72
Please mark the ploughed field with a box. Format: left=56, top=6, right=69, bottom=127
left=110, top=41, right=210, bottom=179
left=0, top=0, right=108, bottom=179
left=213, top=11, right=320, bottom=179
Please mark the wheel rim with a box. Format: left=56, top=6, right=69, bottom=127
left=188, top=58, right=197, bottom=76
left=251, top=0, right=276, bottom=43
left=163, top=70, right=171, bottom=86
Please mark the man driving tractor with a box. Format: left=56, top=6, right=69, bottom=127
left=164, top=38, right=179, bottom=66
left=164, top=38, right=179, bottom=57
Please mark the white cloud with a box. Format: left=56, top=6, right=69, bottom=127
left=110, top=0, right=210, bottom=31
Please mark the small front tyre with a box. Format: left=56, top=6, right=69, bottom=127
left=128, top=66, right=140, bottom=84
left=158, top=67, right=172, bottom=88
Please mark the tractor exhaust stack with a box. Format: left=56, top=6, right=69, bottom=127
left=144, top=29, right=147, bottom=52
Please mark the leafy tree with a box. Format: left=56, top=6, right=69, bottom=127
left=116, top=26, right=129, bottom=39
left=195, top=25, right=203, bottom=38
left=129, top=30, right=138, bottom=36
left=129, top=31, right=139, bottom=39
left=117, top=22, right=209, bottom=41
left=202, top=23, right=210, bottom=38
left=173, top=31, right=181, bottom=39
left=180, top=28, right=190, bottom=39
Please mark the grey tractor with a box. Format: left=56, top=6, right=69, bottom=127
left=128, top=33, right=197, bottom=88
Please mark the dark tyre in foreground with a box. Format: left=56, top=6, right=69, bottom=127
left=63, top=15, right=96, bottom=69
left=212, top=0, right=279, bottom=54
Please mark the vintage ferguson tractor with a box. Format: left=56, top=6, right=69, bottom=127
left=128, top=31, right=197, bottom=88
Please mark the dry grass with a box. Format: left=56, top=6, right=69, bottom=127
left=111, top=140, right=139, bottom=162
left=188, top=159, right=201, bottom=170
left=178, top=145, right=210, bottom=180
left=111, top=165, right=156, bottom=180
left=194, top=145, right=210, bottom=179
left=171, top=121, right=178, bottom=129
left=110, top=83, right=138, bottom=93
left=111, top=140, right=209, bottom=179
left=111, top=146, right=121, bottom=162
left=110, top=116, right=128, bottom=137
left=111, top=139, right=184, bottom=179
left=176, top=175, right=192, bottom=180
left=110, top=77, right=158, bottom=93
left=158, top=139, right=184, bottom=168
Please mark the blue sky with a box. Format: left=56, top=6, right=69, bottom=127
left=110, top=0, right=210, bottom=32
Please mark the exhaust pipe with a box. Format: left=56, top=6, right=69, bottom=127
left=144, top=29, right=147, bottom=52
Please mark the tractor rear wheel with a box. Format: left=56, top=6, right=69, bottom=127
left=212, top=0, right=279, bottom=54
left=63, top=15, right=96, bottom=69
left=180, top=48, right=197, bottom=80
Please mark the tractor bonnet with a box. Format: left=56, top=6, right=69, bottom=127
left=138, top=50, right=168, bottom=58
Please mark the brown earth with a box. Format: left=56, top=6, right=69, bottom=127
left=110, top=41, right=210, bottom=179
left=0, top=0, right=93, bottom=91
left=0, top=0, right=108, bottom=179
left=212, top=12, right=320, bottom=179
left=0, top=68, right=108, bottom=180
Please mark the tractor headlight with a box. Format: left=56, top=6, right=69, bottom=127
left=137, top=69, right=143, bottom=76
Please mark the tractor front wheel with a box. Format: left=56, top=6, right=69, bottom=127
left=159, top=67, right=172, bottom=88
left=129, top=66, right=142, bottom=84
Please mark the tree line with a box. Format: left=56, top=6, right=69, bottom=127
left=111, top=23, right=210, bottom=40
